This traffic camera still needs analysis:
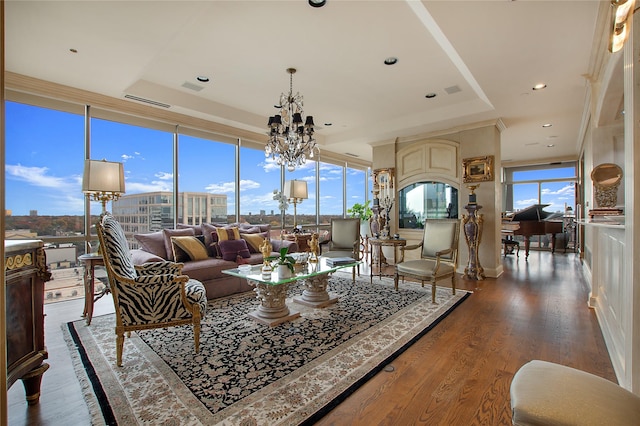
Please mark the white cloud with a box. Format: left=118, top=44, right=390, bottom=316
left=205, top=181, right=236, bottom=194
left=155, top=172, right=173, bottom=180
left=125, top=180, right=172, bottom=193
left=6, top=164, right=77, bottom=189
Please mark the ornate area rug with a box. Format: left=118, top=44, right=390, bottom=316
left=64, top=274, right=470, bottom=425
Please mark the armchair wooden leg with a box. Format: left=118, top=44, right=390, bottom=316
left=192, top=307, right=201, bottom=353
left=452, top=275, right=456, bottom=295
left=194, top=323, right=201, bottom=353
left=116, top=330, right=124, bottom=367
left=431, top=283, right=436, bottom=303
left=394, top=273, right=399, bottom=290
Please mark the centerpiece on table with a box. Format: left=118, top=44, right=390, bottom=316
left=266, top=247, right=296, bottom=279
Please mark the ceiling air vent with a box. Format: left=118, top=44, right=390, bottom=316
left=444, top=85, right=461, bottom=95
left=181, top=81, right=205, bottom=92
left=124, top=94, right=171, bottom=108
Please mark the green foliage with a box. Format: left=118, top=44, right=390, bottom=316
left=266, top=247, right=296, bottom=273
left=347, top=201, right=373, bottom=221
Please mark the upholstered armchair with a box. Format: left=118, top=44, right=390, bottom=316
left=321, top=218, right=361, bottom=280
left=394, top=219, right=460, bottom=302
left=96, top=213, right=208, bottom=367
left=510, top=360, right=640, bottom=425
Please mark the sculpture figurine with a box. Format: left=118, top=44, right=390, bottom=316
left=259, top=238, right=272, bottom=265
left=308, top=233, right=319, bottom=263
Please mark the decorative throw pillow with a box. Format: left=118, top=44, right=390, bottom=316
left=171, top=236, right=209, bottom=262
left=201, top=223, right=219, bottom=257
left=218, top=239, right=251, bottom=261
left=241, top=232, right=269, bottom=253
left=134, top=231, right=167, bottom=259
left=162, top=228, right=195, bottom=261
left=215, top=226, right=240, bottom=241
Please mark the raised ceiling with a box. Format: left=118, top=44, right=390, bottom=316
left=5, top=1, right=608, bottom=164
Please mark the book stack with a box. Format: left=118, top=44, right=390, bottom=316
left=589, top=208, right=623, bottom=219
left=326, top=257, right=355, bottom=266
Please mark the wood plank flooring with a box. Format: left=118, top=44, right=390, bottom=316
left=8, top=251, right=616, bottom=425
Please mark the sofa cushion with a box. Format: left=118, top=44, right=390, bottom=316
left=218, top=239, right=251, bottom=261
left=171, top=236, right=209, bottom=262
left=130, top=249, right=165, bottom=264
left=176, top=223, right=203, bottom=236
left=241, top=232, right=269, bottom=253
left=240, top=223, right=271, bottom=233
left=201, top=223, right=220, bottom=257
left=216, top=226, right=241, bottom=241
left=134, top=231, right=167, bottom=259
left=162, top=228, right=195, bottom=261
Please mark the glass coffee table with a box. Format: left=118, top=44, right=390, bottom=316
left=223, top=257, right=359, bottom=326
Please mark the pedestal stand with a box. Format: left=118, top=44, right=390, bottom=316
left=463, top=203, right=485, bottom=280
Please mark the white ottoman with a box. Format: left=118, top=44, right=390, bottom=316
left=510, top=360, right=640, bottom=425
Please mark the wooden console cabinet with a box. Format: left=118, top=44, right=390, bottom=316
left=5, top=240, right=50, bottom=405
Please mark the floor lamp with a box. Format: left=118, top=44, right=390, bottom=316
left=284, top=179, right=308, bottom=228
left=82, top=159, right=126, bottom=214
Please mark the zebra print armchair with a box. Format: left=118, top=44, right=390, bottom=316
left=96, top=213, right=208, bottom=367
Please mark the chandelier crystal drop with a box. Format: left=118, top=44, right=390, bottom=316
left=266, top=68, right=319, bottom=172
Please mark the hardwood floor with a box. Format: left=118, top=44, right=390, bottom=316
left=8, top=251, right=616, bottom=425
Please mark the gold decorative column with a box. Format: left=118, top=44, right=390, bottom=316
left=462, top=185, right=485, bottom=280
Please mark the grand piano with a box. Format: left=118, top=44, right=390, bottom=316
left=502, top=204, right=564, bottom=259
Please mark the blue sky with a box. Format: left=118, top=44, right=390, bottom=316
left=4, top=101, right=366, bottom=216
left=5, top=100, right=575, bottom=217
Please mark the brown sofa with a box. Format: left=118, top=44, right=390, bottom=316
left=130, top=222, right=298, bottom=300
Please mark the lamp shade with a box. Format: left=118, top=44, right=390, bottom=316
left=82, top=159, right=125, bottom=194
left=284, top=179, right=308, bottom=200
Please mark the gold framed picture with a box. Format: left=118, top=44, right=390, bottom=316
left=462, top=156, right=494, bottom=183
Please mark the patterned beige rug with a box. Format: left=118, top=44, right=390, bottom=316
left=64, top=273, right=470, bottom=425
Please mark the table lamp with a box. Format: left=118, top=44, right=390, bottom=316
left=82, top=159, right=125, bottom=213
left=284, top=179, right=308, bottom=228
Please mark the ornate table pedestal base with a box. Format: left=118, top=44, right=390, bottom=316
left=293, top=274, right=339, bottom=308
left=247, top=279, right=300, bottom=327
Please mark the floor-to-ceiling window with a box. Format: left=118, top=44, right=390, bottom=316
left=503, top=162, right=577, bottom=249
left=91, top=115, right=174, bottom=234
left=284, top=162, right=316, bottom=230
left=318, top=161, right=344, bottom=226
left=5, top=100, right=86, bottom=303
left=239, top=146, right=281, bottom=229
left=178, top=130, right=236, bottom=225
left=4, top=95, right=372, bottom=302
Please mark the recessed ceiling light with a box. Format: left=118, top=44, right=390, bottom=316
left=308, top=0, right=326, bottom=7
left=533, top=83, right=547, bottom=90
left=547, top=144, right=555, bottom=148
left=324, top=123, right=333, bottom=126
left=542, top=123, right=552, bottom=128
left=384, top=57, right=398, bottom=65
left=69, top=48, right=78, bottom=53
left=425, top=93, right=437, bottom=99
left=196, top=76, right=210, bottom=83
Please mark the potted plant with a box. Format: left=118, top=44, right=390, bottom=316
left=348, top=201, right=373, bottom=237
left=266, top=247, right=296, bottom=279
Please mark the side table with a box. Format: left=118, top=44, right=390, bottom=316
left=369, top=237, right=406, bottom=283
left=78, top=253, right=107, bottom=325
left=284, top=232, right=314, bottom=252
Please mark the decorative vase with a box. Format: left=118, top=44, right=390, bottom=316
left=261, top=264, right=272, bottom=280
left=277, top=264, right=292, bottom=279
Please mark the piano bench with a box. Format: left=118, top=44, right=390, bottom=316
left=502, top=238, right=520, bottom=257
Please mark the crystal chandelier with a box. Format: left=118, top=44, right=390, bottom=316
left=266, top=68, right=319, bottom=171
